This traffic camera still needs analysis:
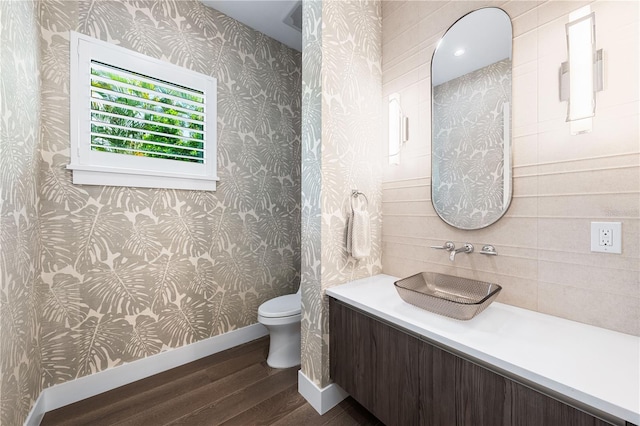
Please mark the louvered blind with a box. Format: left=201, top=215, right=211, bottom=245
left=90, top=61, right=206, bottom=164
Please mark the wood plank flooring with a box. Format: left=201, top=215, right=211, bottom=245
left=41, top=337, right=382, bottom=426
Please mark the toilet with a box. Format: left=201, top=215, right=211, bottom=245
left=257, top=287, right=301, bottom=368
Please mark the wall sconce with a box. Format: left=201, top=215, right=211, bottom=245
left=388, top=93, right=408, bottom=165
left=559, top=6, right=603, bottom=135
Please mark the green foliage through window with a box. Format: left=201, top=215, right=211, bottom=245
left=90, top=61, right=206, bottom=164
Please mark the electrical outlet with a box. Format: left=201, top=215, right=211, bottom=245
left=591, top=222, right=622, bottom=254
left=599, top=228, right=612, bottom=246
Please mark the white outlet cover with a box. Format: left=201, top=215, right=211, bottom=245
left=591, top=222, right=622, bottom=254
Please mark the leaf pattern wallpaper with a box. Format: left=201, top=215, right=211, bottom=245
left=300, top=0, right=382, bottom=389
left=432, top=58, right=512, bottom=229
left=1, top=0, right=301, bottom=423
left=1, top=0, right=43, bottom=424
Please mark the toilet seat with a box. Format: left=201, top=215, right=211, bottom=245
left=257, top=312, right=301, bottom=326
left=258, top=293, right=301, bottom=318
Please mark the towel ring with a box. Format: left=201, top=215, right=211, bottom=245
left=351, top=190, right=368, bottom=210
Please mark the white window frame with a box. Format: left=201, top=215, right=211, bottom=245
left=68, top=31, right=219, bottom=191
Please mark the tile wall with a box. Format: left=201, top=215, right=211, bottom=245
left=380, top=0, right=639, bottom=336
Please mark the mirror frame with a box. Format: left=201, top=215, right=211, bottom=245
left=430, top=7, right=513, bottom=230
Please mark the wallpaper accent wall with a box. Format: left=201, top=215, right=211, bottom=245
left=26, top=0, right=299, bottom=420
left=38, top=0, right=301, bottom=382
left=381, top=0, right=639, bottom=336
left=301, top=0, right=382, bottom=388
left=432, top=58, right=511, bottom=229
left=0, top=0, right=43, bottom=424
left=300, top=0, right=324, bottom=389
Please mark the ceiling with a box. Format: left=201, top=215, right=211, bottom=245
left=201, top=4, right=510, bottom=82
left=200, top=0, right=302, bottom=51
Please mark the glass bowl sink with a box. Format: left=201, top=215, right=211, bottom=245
left=394, top=272, right=502, bottom=320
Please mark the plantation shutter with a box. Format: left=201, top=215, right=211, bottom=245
left=89, top=61, right=207, bottom=164
left=69, top=31, right=218, bottom=191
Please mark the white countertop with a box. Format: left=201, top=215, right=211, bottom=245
left=326, top=274, right=640, bottom=424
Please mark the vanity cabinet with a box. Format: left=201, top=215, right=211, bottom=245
left=329, top=298, right=614, bottom=426
left=329, top=296, right=421, bottom=425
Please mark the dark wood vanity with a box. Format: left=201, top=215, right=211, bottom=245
left=329, top=297, right=627, bottom=426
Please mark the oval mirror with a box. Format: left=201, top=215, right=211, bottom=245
left=431, top=8, right=513, bottom=230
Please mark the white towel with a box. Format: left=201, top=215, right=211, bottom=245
left=349, top=208, right=370, bottom=260
left=346, top=210, right=353, bottom=255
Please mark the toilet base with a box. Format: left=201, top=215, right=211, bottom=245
left=262, top=320, right=301, bottom=369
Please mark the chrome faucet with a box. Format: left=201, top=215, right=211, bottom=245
left=449, top=243, right=474, bottom=261
left=430, top=241, right=455, bottom=252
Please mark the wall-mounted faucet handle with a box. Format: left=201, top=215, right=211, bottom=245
left=480, top=245, right=498, bottom=256
left=449, top=243, right=474, bottom=261
left=430, top=241, right=455, bottom=251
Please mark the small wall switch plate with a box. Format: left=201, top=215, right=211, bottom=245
left=591, top=222, right=622, bottom=254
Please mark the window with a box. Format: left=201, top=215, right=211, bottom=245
left=68, top=32, right=218, bottom=191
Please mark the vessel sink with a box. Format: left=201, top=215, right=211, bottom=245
left=394, top=272, right=502, bottom=320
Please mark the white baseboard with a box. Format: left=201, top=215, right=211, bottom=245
left=24, top=323, right=268, bottom=426
left=297, top=370, right=349, bottom=415
left=24, top=390, right=47, bottom=426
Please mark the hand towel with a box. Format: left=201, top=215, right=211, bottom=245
left=346, top=209, right=353, bottom=255
left=350, top=209, right=371, bottom=260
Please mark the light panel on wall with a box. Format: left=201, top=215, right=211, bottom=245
left=560, top=6, right=603, bottom=135
left=388, top=93, right=408, bottom=165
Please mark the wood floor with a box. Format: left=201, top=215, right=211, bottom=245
left=41, top=337, right=382, bottom=426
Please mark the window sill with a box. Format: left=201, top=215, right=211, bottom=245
left=67, top=164, right=219, bottom=191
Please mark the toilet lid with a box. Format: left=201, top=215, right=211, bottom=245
left=259, top=293, right=301, bottom=318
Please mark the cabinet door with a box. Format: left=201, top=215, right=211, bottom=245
left=455, top=355, right=511, bottom=425
left=455, top=350, right=613, bottom=426
left=419, top=339, right=457, bottom=425
left=330, top=298, right=420, bottom=426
